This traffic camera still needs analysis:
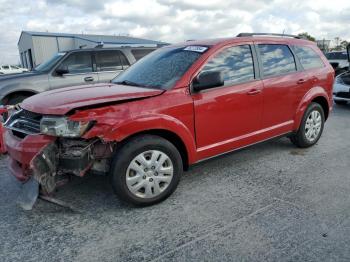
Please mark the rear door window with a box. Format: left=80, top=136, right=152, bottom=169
left=292, top=46, right=325, bottom=70
left=202, top=45, right=255, bottom=85
left=131, top=49, right=156, bottom=61
left=96, top=50, right=125, bottom=71
left=258, top=44, right=296, bottom=77
left=59, top=52, right=93, bottom=74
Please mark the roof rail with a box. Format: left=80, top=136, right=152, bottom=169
left=236, top=33, right=301, bottom=39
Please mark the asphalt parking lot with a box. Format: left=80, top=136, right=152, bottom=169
left=1, top=104, right=350, bottom=262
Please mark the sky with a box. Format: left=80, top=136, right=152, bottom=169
left=0, top=0, right=350, bottom=64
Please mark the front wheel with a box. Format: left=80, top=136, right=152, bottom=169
left=110, top=135, right=183, bottom=206
left=290, top=102, right=325, bottom=148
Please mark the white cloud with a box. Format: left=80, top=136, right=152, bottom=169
left=0, top=0, right=350, bottom=64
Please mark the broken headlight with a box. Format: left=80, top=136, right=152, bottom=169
left=40, top=117, right=92, bottom=137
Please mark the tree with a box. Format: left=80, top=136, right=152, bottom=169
left=297, top=32, right=316, bottom=42
left=331, top=38, right=349, bottom=51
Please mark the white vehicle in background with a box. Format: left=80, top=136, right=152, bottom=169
left=333, top=44, right=350, bottom=105
left=334, top=71, right=350, bottom=105
left=326, top=51, right=349, bottom=75
left=0, top=65, right=29, bottom=75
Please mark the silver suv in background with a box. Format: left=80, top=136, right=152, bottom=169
left=0, top=47, right=156, bottom=105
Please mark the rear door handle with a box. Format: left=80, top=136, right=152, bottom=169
left=297, top=79, right=307, bottom=84
left=84, top=76, right=94, bottom=82
left=247, top=89, right=261, bottom=95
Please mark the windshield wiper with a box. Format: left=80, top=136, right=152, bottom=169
left=114, top=80, right=143, bottom=87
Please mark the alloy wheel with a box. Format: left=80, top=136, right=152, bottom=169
left=304, top=110, right=322, bottom=142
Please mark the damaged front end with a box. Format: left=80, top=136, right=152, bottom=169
left=5, top=109, right=114, bottom=210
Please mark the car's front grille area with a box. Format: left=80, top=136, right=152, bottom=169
left=5, top=109, right=42, bottom=137
left=336, top=92, right=350, bottom=99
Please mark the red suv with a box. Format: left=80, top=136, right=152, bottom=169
left=5, top=33, right=334, bottom=208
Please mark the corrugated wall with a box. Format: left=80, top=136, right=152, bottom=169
left=57, top=37, right=75, bottom=52
left=18, top=32, right=34, bottom=68
left=32, top=36, right=59, bottom=66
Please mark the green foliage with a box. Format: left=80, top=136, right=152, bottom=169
left=297, top=32, right=316, bottom=42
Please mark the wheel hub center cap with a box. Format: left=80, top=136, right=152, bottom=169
left=146, top=171, right=154, bottom=177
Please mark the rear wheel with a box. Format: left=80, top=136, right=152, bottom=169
left=110, top=135, right=183, bottom=206
left=290, top=102, right=325, bottom=148
left=334, top=100, right=348, bottom=105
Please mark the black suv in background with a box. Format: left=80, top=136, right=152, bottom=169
left=0, top=47, right=156, bottom=105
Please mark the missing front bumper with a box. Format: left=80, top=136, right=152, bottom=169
left=6, top=130, right=114, bottom=210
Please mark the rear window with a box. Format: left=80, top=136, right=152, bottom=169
left=131, top=49, right=156, bottom=61
left=292, top=46, right=324, bottom=70
left=258, top=44, right=296, bottom=77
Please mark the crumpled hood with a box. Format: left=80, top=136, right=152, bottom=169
left=21, top=83, right=164, bottom=115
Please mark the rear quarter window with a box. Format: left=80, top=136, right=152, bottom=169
left=292, top=46, right=324, bottom=70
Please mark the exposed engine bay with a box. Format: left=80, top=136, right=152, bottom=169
left=32, top=138, right=115, bottom=194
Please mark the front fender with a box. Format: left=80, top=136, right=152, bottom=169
left=0, top=74, right=49, bottom=101
left=83, top=113, right=197, bottom=164
left=293, top=86, right=331, bottom=130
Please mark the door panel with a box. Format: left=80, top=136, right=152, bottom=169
left=49, top=72, right=98, bottom=89
left=261, top=72, right=309, bottom=128
left=257, top=44, right=303, bottom=129
left=193, top=80, right=263, bottom=149
left=193, top=44, right=263, bottom=150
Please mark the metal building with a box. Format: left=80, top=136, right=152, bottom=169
left=18, top=31, right=168, bottom=69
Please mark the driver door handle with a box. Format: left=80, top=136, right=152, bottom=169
left=84, top=76, right=94, bottom=82
left=247, top=89, right=261, bottom=95
left=297, top=79, right=307, bottom=84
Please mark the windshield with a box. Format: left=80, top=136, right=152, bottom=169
left=112, top=46, right=208, bottom=89
left=326, top=52, right=347, bottom=60
left=34, top=52, right=66, bottom=72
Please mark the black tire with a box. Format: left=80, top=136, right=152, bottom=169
left=290, top=102, right=325, bottom=148
left=110, top=134, right=183, bottom=206
left=334, top=100, right=348, bottom=105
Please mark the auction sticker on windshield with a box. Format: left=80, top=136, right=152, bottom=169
left=184, top=46, right=208, bottom=53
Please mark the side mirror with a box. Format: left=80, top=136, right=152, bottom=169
left=55, top=67, right=69, bottom=76
left=193, top=71, right=224, bottom=91
left=347, top=44, right=350, bottom=62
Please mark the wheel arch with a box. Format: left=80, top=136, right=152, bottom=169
left=311, top=96, right=329, bottom=120
left=82, top=114, right=198, bottom=168
left=2, top=90, right=38, bottom=105
left=117, top=129, right=191, bottom=170
left=293, top=86, right=331, bottom=130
